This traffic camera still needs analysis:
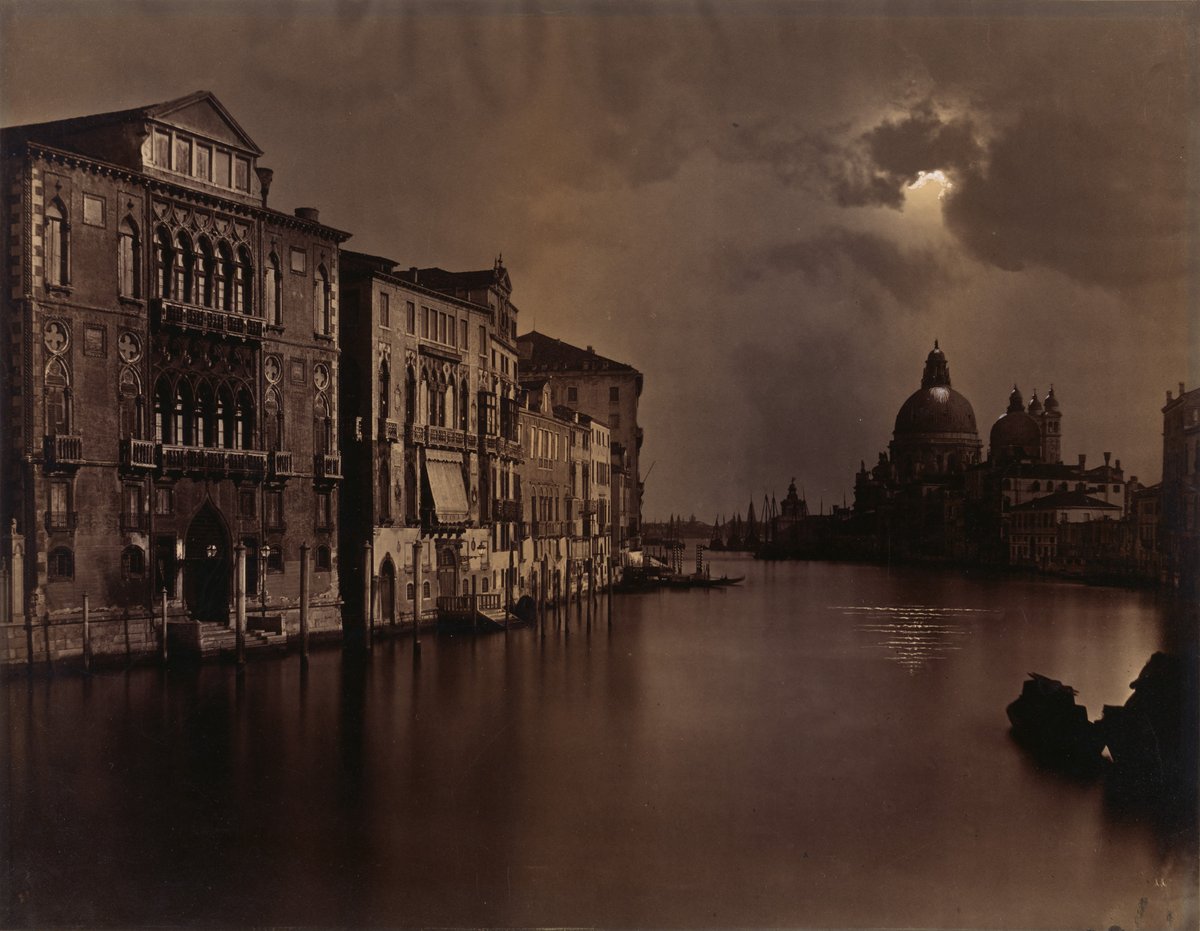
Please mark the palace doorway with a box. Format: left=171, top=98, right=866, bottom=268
left=184, top=502, right=231, bottom=624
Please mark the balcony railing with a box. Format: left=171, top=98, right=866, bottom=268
left=152, top=298, right=264, bottom=342
left=45, top=510, right=78, bottom=532
left=406, top=423, right=426, bottom=445
left=44, top=434, right=84, bottom=470
left=531, top=520, right=564, bottom=538
left=483, top=435, right=500, bottom=455
left=496, top=499, right=522, bottom=522
left=120, top=512, right=149, bottom=533
left=268, top=450, right=295, bottom=480
left=500, top=439, right=524, bottom=460
left=382, top=419, right=400, bottom=443
left=315, top=453, right=342, bottom=480
left=161, top=444, right=267, bottom=479
left=427, top=426, right=467, bottom=449
left=436, top=593, right=502, bottom=617
left=120, top=438, right=158, bottom=471
left=581, top=499, right=598, bottom=515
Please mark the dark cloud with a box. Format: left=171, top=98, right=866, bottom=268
left=720, top=227, right=955, bottom=310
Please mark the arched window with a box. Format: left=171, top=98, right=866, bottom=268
left=155, top=227, right=174, bottom=298
left=313, top=394, right=331, bottom=456
left=118, top=218, right=140, bottom=298
left=419, top=376, right=430, bottom=426
left=379, top=360, right=390, bottom=420
left=315, top=545, right=331, bottom=572
left=44, top=198, right=69, bottom=287
left=196, top=382, right=216, bottom=447
left=460, top=379, right=469, bottom=431
left=422, top=580, right=431, bottom=600
left=219, top=242, right=237, bottom=312
left=236, top=388, right=254, bottom=450
left=48, top=546, right=74, bottom=581
left=215, top=385, right=234, bottom=448
left=445, top=382, right=456, bottom=430
left=45, top=358, right=70, bottom=434
left=175, top=233, right=195, bottom=303
left=264, top=253, right=281, bottom=326
left=379, top=558, right=396, bottom=624
left=121, top=545, right=146, bottom=579
left=198, top=238, right=216, bottom=307
left=237, top=246, right=253, bottom=316
left=263, top=387, right=283, bottom=451
left=154, top=376, right=172, bottom=443
left=314, top=264, right=331, bottom=335
left=118, top=368, right=142, bottom=439
left=405, top=368, right=416, bottom=425
left=406, top=582, right=415, bottom=601
left=174, top=381, right=194, bottom=446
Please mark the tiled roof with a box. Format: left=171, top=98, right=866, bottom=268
left=1011, top=490, right=1121, bottom=511
left=517, top=331, right=639, bottom=375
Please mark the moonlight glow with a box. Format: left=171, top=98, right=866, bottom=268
left=908, top=169, right=953, bottom=198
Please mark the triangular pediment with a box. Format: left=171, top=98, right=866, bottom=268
left=146, top=91, right=262, bottom=156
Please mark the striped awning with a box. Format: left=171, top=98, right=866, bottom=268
left=424, top=450, right=469, bottom=523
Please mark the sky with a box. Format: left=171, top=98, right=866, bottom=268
left=2, top=0, right=1196, bottom=521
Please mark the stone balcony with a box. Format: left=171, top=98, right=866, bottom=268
left=120, top=438, right=158, bottom=471
left=161, top=444, right=268, bottom=479
left=152, top=297, right=264, bottom=342
left=382, top=419, right=400, bottom=443
left=315, top=453, right=343, bottom=481
left=43, top=434, right=84, bottom=471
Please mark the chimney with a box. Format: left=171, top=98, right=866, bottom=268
left=587, top=345, right=594, bottom=353
left=1078, top=453, right=1086, bottom=470
left=1104, top=451, right=1111, bottom=466
left=294, top=207, right=320, bottom=223
left=1180, top=382, right=1186, bottom=396
left=1115, top=459, right=1121, bottom=471
left=254, top=167, right=273, bottom=207
left=409, top=266, right=418, bottom=283
left=1167, top=390, right=1174, bottom=402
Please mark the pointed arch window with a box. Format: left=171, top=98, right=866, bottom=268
left=44, top=198, right=69, bottom=287
left=236, top=388, right=254, bottom=450
left=45, top=358, right=70, bottom=434
left=314, top=394, right=332, bottom=456
left=445, top=382, right=456, bottom=430
left=405, top=368, right=416, bottom=425
left=315, top=264, right=331, bottom=335
left=264, top=252, right=281, bottom=326
left=155, top=227, right=174, bottom=298
left=199, top=238, right=217, bottom=307
left=237, top=246, right=253, bottom=316
left=379, top=454, right=392, bottom=521
left=219, top=242, right=237, bottom=312
left=119, top=367, right=143, bottom=439
left=263, top=386, right=283, bottom=451
left=379, top=360, right=390, bottom=421
left=118, top=218, right=141, bottom=298
left=460, top=379, right=469, bottom=431
left=154, top=376, right=172, bottom=443
left=175, top=233, right=195, bottom=303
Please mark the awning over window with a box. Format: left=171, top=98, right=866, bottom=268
left=423, top=450, right=469, bottom=524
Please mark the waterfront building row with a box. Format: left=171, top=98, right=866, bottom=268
left=0, top=92, right=644, bottom=665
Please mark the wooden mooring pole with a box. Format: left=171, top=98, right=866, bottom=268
left=299, top=542, right=310, bottom=667
left=81, top=592, right=91, bottom=673
left=234, top=543, right=246, bottom=669
left=412, top=539, right=422, bottom=662
left=160, top=587, right=169, bottom=665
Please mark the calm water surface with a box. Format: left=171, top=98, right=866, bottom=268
left=3, top=559, right=1197, bottom=928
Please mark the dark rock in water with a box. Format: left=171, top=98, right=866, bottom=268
left=1100, top=652, right=1190, bottom=794
left=1006, top=673, right=1106, bottom=770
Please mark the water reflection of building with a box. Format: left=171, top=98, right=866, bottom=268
left=0, top=92, right=348, bottom=660
left=1160, top=382, right=1199, bottom=590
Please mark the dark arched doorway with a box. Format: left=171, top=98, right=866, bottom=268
left=379, top=557, right=396, bottom=625
left=436, top=545, right=458, bottom=601
left=184, top=501, right=231, bottom=623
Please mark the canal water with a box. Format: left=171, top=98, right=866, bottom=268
left=3, top=558, right=1196, bottom=928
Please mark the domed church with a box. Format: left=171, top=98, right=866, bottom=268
left=988, top=385, right=1063, bottom=465
left=889, top=341, right=982, bottom=481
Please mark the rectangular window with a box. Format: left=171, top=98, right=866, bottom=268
left=214, top=149, right=232, bottom=187
left=406, top=301, right=416, bottom=334
left=239, top=488, right=257, bottom=518
left=448, top=317, right=457, bottom=348
left=610, top=413, right=620, bottom=429
left=234, top=157, right=250, bottom=192
left=153, top=130, right=170, bottom=167
left=265, top=490, right=284, bottom=530
left=317, top=491, right=333, bottom=530
left=421, top=307, right=430, bottom=338
left=174, top=136, right=192, bottom=174
left=195, top=145, right=211, bottom=181
left=49, top=481, right=71, bottom=529
left=609, top=386, right=620, bottom=404
left=567, top=386, right=578, bottom=403
left=154, top=486, right=174, bottom=515
left=439, top=313, right=448, bottom=344
left=460, top=319, right=468, bottom=350
left=380, top=292, right=390, bottom=328
left=479, top=326, right=487, bottom=364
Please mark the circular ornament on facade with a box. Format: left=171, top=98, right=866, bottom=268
left=117, top=331, right=142, bottom=363
left=313, top=363, right=329, bottom=391
left=264, top=355, right=282, bottom=384
left=43, top=320, right=69, bottom=354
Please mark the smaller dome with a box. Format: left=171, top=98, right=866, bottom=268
left=1028, top=390, right=1043, bottom=413
left=1007, top=384, right=1024, bottom=414
left=1044, top=385, right=1059, bottom=410
left=990, top=410, right=1042, bottom=463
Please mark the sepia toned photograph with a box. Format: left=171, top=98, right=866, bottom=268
left=0, top=1, right=1196, bottom=928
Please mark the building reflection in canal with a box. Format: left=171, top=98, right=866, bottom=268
left=2, top=559, right=1195, bottom=929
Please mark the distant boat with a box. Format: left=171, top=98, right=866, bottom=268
left=665, top=574, right=744, bottom=590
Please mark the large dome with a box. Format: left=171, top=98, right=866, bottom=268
left=892, top=343, right=979, bottom=438
left=894, top=385, right=980, bottom=436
